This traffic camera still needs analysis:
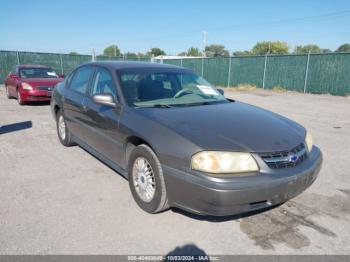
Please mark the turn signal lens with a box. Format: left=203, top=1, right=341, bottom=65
left=305, top=131, right=313, bottom=153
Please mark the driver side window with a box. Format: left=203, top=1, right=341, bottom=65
left=92, top=68, right=116, bottom=99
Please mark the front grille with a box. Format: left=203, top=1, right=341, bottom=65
left=36, top=86, right=54, bottom=91
left=259, top=143, right=307, bottom=169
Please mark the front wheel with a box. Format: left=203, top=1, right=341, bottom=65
left=56, top=110, right=76, bottom=147
left=128, top=144, right=169, bottom=214
left=17, top=89, right=25, bottom=105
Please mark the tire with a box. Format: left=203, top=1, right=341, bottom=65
left=128, top=144, right=169, bottom=214
left=17, top=89, right=25, bottom=105
left=5, top=85, right=11, bottom=99
left=56, top=109, right=76, bottom=147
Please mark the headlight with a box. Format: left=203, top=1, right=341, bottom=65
left=22, top=82, right=33, bottom=90
left=191, top=151, right=259, bottom=174
left=305, top=131, right=313, bottom=153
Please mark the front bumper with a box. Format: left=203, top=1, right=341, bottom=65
left=21, top=89, right=52, bottom=102
left=163, top=146, right=322, bottom=216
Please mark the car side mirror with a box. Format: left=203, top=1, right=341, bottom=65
left=217, top=88, right=224, bottom=95
left=59, top=74, right=65, bottom=78
left=92, top=94, right=116, bottom=107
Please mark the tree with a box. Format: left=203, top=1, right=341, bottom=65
left=69, top=51, right=79, bottom=55
left=233, top=50, right=252, bottom=56
left=186, top=47, right=202, bottom=57
left=204, top=44, right=229, bottom=57
left=252, top=41, right=289, bottom=55
left=177, top=51, right=187, bottom=56
left=320, top=48, right=332, bottom=53
left=178, top=47, right=202, bottom=57
left=336, top=43, right=350, bottom=53
left=103, top=45, right=121, bottom=57
left=147, top=48, right=166, bottom=57
left=124, top=52, right=138, bottom=58
left=295, top=44, right=322, bottom=54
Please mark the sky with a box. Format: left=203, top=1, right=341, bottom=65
left=0, top=0, right=349, bottom=55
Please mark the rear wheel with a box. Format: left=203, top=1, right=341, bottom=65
left=56, top=110, right=76, bottom=146
left=17, top=89, right=25, bottom=105
left=128, top=144, right=169, bottom=214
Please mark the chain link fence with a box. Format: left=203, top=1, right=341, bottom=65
left=157, top=53, right=350, bottom=96
left=1, top=50, right=349, bottom=96
left=0, top=50, right=151, bottom=84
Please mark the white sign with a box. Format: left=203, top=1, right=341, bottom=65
left=197, top=85, right=218, bottom=95
left=47, top=72, right=57, bottom=76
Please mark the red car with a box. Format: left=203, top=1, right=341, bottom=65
left=5, top=65, right=64, bottom=105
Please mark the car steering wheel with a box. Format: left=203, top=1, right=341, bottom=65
left=173, top=89, right=195, bottom=98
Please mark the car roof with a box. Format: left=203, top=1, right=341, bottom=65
left=17, top=65, right=52, bottom=69
left=85, top=61, right=189, bottom=71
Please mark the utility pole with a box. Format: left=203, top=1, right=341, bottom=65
left=201, top=31, right=208, bottom=57
left=92, top=49, right=96, bottom=61
left=201, top=31, right=207, bottom=77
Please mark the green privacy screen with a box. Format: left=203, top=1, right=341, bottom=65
left=230, top=56, right=266, bottom=87
left=264, top=54, right=308, bottom=92
left=0, top=51, right=18, bottom=82
left=1, top=50, right=349, bottom=95
left=162, top=52, right=350, bottom=96
left=0, top=50, right=151, bottom=84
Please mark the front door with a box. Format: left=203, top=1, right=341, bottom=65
left=83, top=67, right=124, bottom=167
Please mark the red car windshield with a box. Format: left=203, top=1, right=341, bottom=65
left=19, top=68, right=59, bottom=79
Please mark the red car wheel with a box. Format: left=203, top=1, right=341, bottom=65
left=17, top=89, right=25, bottom=105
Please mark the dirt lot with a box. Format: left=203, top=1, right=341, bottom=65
left=0, top=85, right=350, bottom=255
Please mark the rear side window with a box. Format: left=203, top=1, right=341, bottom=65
left=69, top=66, right=94, bottom=94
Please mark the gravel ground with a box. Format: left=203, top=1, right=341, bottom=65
left=0, top=85, right=349, bottom=255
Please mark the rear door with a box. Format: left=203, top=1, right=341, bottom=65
left=63, top=66, right=95, bottom=142
left=83, top=66, right=124, bottom=167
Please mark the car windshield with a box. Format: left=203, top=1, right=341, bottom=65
left=119, top=69, right=228, bottom=107
left=19, top=68, right=59, bottom=79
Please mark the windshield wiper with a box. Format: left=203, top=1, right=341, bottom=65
left=173, top=101, right=227, bottom=107
left=138, top=104, right=173, bottom=108
left=153, top=104, right=173, bottom=108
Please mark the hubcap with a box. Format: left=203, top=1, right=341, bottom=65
left=58, top=115, right=66, bottom=140
left=132, top=157, right=155, bottom=203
